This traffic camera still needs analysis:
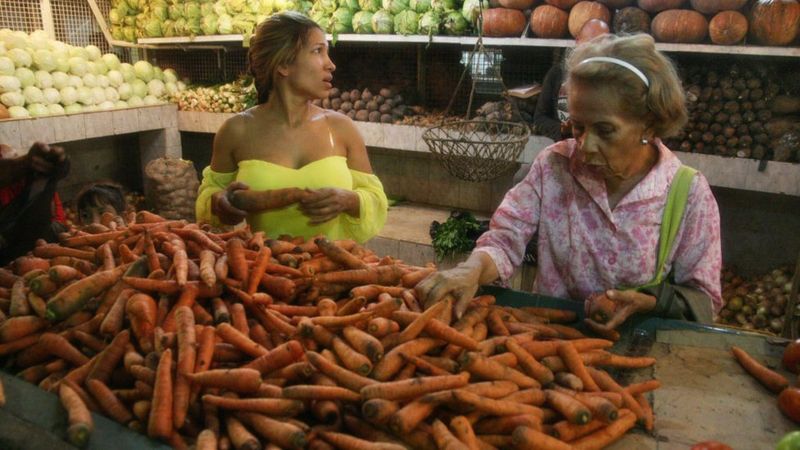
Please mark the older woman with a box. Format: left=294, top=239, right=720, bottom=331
left=418, top=34, right=722, bottom=330
left=196, top=12, right=388, bottom=243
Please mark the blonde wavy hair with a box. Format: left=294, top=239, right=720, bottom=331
left=565, top=33, right=687, bottom=138
left=248, top=12, right=322, bottom=104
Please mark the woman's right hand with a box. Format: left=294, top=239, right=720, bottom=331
left=211, top=181, right=250, bottom=225
left=416, top=260, right=483, bottom=319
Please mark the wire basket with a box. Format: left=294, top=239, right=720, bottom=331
left=423, top=119, right=529, bottom=182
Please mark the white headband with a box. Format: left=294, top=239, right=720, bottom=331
left=579, top=56, right=650, bottom=87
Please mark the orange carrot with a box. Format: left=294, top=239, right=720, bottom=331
left=86, top=379, right=133, bottom=425
left=583, top=318, right=621, bottom=342
left=388, top=394, right=441, bottom=435
left=61, top=230, right=127, bottom=248
left=452, top=390, right=543, bottom=417
left=87, top=329, right=130, bottom=384
left=202, top=394, right=304, bottom=415
left=372, top=338, right=444, bottom=381
left=558, top=341, right=601, bottom=392
left=99, top=288, right=135, bottom=337
left=45, top=265, right=126, bottom=321
left=546, top=389, right=592, bottom=424
left=38, top=332, right=88, bottom=366
left=343, top=325, right=384, bottom=363
left=401, top=353, right=452, bottom=376
left=362, top=371, right=471, bottom=401
left=28, top=274, right=58, bottom=297
left=311, top=310, right=374, bottom=328
left=460, top=352, right=539, bottom=388
left=198, top=250, right=217, bottom=288
left=555, top=372, right=584, bottom=391
left=522, top=338, right=614, bottom=359
left=368, top=318, right=400, bottom=338
left=238, top=411, right=308, bottom=449
left=211, top=297, right=231, bottom=324
left=431, top=419, right=469, bottom=450
left=511, top=426, right=572, bottom=450
left=486, top=309, right=510, bottom=336
left=625, top=379, right=662, bottom=396
left=283, top=384, right=361, bottom=402
left=147, top=348, right=173, bottom=440
left=214, top=254, right=229, bottom=281
left=59, top=383, right=94, bottom=448
left=247, top=246, right=272, bottom=295
left=305, top=350, right=377, bottom=391
left=173, top=306, right=196, bottom=429
left=320, top=430, right=406, bottom=450
left=635, top=393, right=654, bottom=431
left=575, top=393, right=618, bottom=423
left=731, top=345, right=789, bottom=393
left=243, top=339, right=305, bottom=374
left=571, top=408, right=637, bottom=450
left=173, top=248, right=189, bottom=286
left=226, top=238, right=249, bottom=285
left=401, top=267, right=436, bottom=288
left=0, top=316, right=48, bottom=343
left=316, top=237, right=368, bottom=270
left=126, top=293, right=157, bottom=353
left=314, top=265, right=405, bottom=287
left=586, top=367, right=646, bottom=421
left=299, top=257, right=341, bottom=276
left=226, top=416, right=260, bottom=450
left=185, top=368, right=262, bottom=393
left=449, top=416, right=480, bottom=450
left=473, top=414, right=541, bottom=435
left=503, top=338, right=554, bottom=385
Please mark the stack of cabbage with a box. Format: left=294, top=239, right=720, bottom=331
left=0, top=30, right=185, bottom=119
left=171, top=76, right=257, bottom=113
left=109, top=0, right=312, bottom=42
left=310, top=0, right=481, bottom=36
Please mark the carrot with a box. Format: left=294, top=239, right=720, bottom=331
left=247, top=246, right=272, bottom=295
left=214, top=254, right=229, bottom=281
left=593, top=351, right=656, bottom=369
left=552, top=419, right=606, bottom=442
left=362, top=371, right=471, bottom=401
left=283, top=385, right=361, bottom=402
left=388, top=394, right=442, bottom=435
left=29, top=274, right=58, bottom=297
left=0, top=267, right=19, bottom=288
left=576, top=393, right=618, bottom=423
left=226, top=416, right=260, bottom=450
left=0, top=316, right=47, bottom=343
left=238, top=411, right=308, bottom=449
left=147, top=348, right=174, bottom=439
left=85, top=379, right=133, bottom=425
left=299, top=257, right=341, bottom=276
left=226, top=238, right=249, bottom=285
left=99, top=288, right=134, bottom=337
left=33, top=244, right=94, bottom=261
left=46, top=265, right=126, bottom=321
left=320, top=430, right=406, bottom=450
left=314, top=265, right=405, bottom=287
left=401, top=267, right=436, bottom=289
left=384, top=299, right=450, bottom=350
left=557, top=341, right=601, bottom=392
left=230, top=187, right=308, bottom=213
left=243, top=339, right=304, bottom=374
left=460, top=352, right=539, bottom=388
left=486, top=309, right=510, bottom=336
left=343, top=325, right=384, bottom=363
left=118, top=243, right=137, bottom=263
left=337, top=295, right=367, bottom=317
left=173, top=228, right=225, bottom=254
left=473, top=414, right=541, bottom=435
left=452, top=390, right=543, bottom=417
left=9, top=279, right=30, bottom=316
left=124, top=292, right=156, bottom=353
left=555, top=372, right=584, bottom=391
left=197, top=250, right=216, bottom=288
left=268, top=304, right=317, bottom=316
left=194, top=429, right=217, bottom=450
left=502, top=338, right=553, bottom=385
left=519, top=306, right=577, bottom=323
left=173, top=248, right=189, bottom=286
left=316, top=237, right=368, bottom=270
left=59, top=383, right=94, bottom=448
left=522, top=338, right=614, bottom=359
left=511, top=425, right=572, bottom=450
left=583, top=318, right=621, bottom=342
left=170, top=306, right=196, bottom=429
left=431, top=419, right=470, bottom=450
left=60, top=230, right=127, bottom=248
left=368, top=318, right=400, bottom=338
left=635, top=393, right=654, bottom=431
left=132, top=400, right=151, bottom=424
left=546, top=389, right=592, bottom=424
left=450, top=416, right=480, bottom=450
left=37, top=332, right=88, bottom=366
left=186, top=368, right=262, bottom=393
left=401, top=353, right=452, bottom=376
left=305, top=350, right=377, bottom=391
left=571, top=408, right=637, bottom=450
left=625, top=379, right=662, bottom=396
left=372, top=338, right=444, bottom=381
left=585, top=367, right=646, bottom=421
left=202, top=394, right=304, bottom=416
left=211, top=297, right=231, bottom=324
left=356, top=398, right=398, bottom=425
left=311, top=310, right=374, bottom=328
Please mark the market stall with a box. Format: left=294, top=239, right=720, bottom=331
left=1, top=0, right=800, bottom=449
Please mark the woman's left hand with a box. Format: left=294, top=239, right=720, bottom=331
left=586, top=289, right=657, bottom=331
left=298, top=188, right=359, bottom=224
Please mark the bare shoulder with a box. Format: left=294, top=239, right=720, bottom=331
left=212, top=110, right=255, bottom=172
left=322, top=108, right=361, bottom=137
left=322, top=109, right=372, bottom=173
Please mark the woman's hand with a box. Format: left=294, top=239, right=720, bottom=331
left=27, top=142, right=69, bottom=179
left=416, top=261, right=483, bottom=319
left=211, top=181, right=249, bottom=225
left=298, top=188, right=359, bottom=225
left=584, top=289, right=656, bottom=331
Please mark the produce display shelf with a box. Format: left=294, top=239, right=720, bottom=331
left=0, top=105, right=179, bottom=152
left=136, top=34, right=800, bottom=56
left=177, top=110, right=800, bottom=196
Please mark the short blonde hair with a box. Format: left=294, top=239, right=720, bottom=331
left=565, top=33, right=687, bottom=138
left=248, top=12, right=322, bottom=104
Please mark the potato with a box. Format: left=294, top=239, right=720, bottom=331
left=355, top=110, right=369, bottom=121
left=330, top=88, right=341, bottom=98
left=374, top=95, right=384, bottom=105
left=354, top=100, right=366, bottom=111
left=380, top=114, right=393, bottom=123
left=350, top=89, right=361, bottom=100
left=322, top=98, right=331, bottom=109
left=393, top=94, right=403, bottom=105
left=384, top=99, right=394, bottom=108
left=379, top=88, right=393, bottom=98
left=341, top=101, right=353, bottom=113
left=367, top=101, right=379, bottom=112
left=347, top=110, right=356, bottom=119
left=331, top=98, right=342, bottom=110
left=340, top=92, right=351, bottom=102
left=369, top=111, right=381, bottom=122
left=379, top=103, right=392, bottom=114
left=361, top=89, right=373, bottom=102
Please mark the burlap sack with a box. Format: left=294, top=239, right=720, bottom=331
left=144, top=157, right=199, bottom=221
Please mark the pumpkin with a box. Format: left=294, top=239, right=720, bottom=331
left=689, top=0, right=747, bottom=14
left=708, top=10, right=748, bottom=44
left=482, top=8, right=528, bottom=36
left=545, top=0, right=581, bottom=10
left=637, top=0, right=685, bottom=13
left=531, top=4, right=571, bottom=37
left=597, top=0, right=635, bottom=8
left=613, top=6, right=651, bottom=33
left=651, top=9, right=708, bottom=43
left=0, top=104, right=9, bottom=121
left=499, top=0, right=537, bottom=9
left=749, top=0, right=800, bottom=46
left=568, top=1, right=611, bottom=36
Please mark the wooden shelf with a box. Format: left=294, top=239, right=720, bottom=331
left=177, top=110, right=800, bottom=196
left=137, top=34, right=800, bottom=56
left=0, top=105, right=179, bottom=153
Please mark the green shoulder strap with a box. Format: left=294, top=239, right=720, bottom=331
left=636, top=165, right=697, bottom=290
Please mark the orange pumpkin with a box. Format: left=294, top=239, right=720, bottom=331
left=749, top=0, right=800, bottom=46
left=568, top=1, right=611, bottom=37
left=597, top=0, right=635, bottom=8
left=690, top=0, right=747, bottom=14
left=637, top=0, right=686, bottom=13
left=499, top=0, right=538, bottom=9
left=482, top=8, right=528, bottom=36
left=709, top=10, right=748, bottom=45
left=531, top=4, right=571, bottom=37
left=545, top=0, right=581, bottom=10
left=651, top=9, right=709, bottom=43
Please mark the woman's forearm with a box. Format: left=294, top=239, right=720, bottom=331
left=464, top=251, right=501, bottom=286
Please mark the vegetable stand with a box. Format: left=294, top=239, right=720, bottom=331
left=487, top=286, right=796, bottom=449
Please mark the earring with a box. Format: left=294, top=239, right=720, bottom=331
left=641, top=138, right=649, bottom=145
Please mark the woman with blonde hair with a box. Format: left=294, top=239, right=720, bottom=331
left=419, top=34, right=722, bottom=330
left=196, top=12, right=388, bottom=242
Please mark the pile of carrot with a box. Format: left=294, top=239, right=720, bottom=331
left=0, top=210, right=661, bottom=449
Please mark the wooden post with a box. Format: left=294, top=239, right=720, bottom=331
left=39, top=0, right=55, bottom=39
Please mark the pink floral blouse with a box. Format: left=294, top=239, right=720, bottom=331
left=475, top=138, right=723, bottom=314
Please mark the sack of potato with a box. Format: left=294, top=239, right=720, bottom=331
left=143, top=157, right=199, bottom=221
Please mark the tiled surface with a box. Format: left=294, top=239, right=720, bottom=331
left=0, top=119, right=22, bottom=152
left=19, top=117, right=56, bottom=147
left=53, top=113, right=88, bottom=143
left=112, top=109, right=141, bottom=135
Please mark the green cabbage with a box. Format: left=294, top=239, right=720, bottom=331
left=168, top=3, right=183, bottom=19
left=431, top=0, right=455, bottom=12
left=131, top=79, right=148, bottom=97
left=109, top=9, right=123, bottom=25
left=82, top=73, right=98, bottom=87
left=0, top=57, right=13, bottom=76
left=123, top=27, right=136, bottom=42
left=128, top=95, right=144, bottom=107
left=8, top=106, right=29, bottom=118
left=52, top=71, right=70, bottom=89
left=165, top=81, right=178, bottom=95
left=382, top=0, right=409, bottom=15
left=418, top=10, right=440, bottom=35
left=0, top=75, right=21, bottom=94
left=153, top=67, right=164, bottom=81
left=148, top=79, right=166, bottom=97
left=163, top=68, right=178, bottom=84
left=186, top=17, right=203, bottom=35
left=119, top=63, right=136, bottom=82
left=371, top=9, right=394, bottom=34
left=23, top=86, right=45, bottom=104
left=102, top=53, right=121, bottom=71
left=118, top=82, right=132, bottom=100
left=27, top=103, right=49, bottom=117
left=330, top=8, right=355, bottom=34
left=144, top=19, right=163, bottom=37
left=162, top=20, right=176, bottom=37
left=35, top=70, right=53, bottom=89
left=105, top=86, right=120, bottom=102
left=97, top=74, right=110, bottom=88
left=358, top=0, right=381, bottom=12
left=232, top=15, right=256, bottom=36
left=43, top=87, right=60, bottom=104
left=200, top=2, right=215, bottom=16
left=174, top=18, right=188, bottom=35
left=59, top=86, right=78, bottom=105
left=442, top=10, right=468, bottom=35
left=32, top=49, right=56, bottom=72
left=91, top=86, right=106, bottom=104
left=318, top=0, right=338, bottom=13
left=114, top=100, right=128, bottom=108
left=341, top=0, right=360, bottom=11
left=151, top=2, right=169, bottom=21
left=410, top=0, right=431, bottom=13
left=0, top=91, right=24, bottom=107
left=64, top=104, right=83, bottom=114
left=98, top=100, right=115, bottom=110
left=8, top=48, right=32, bottom=68
left=86, top=45, right=102, bottom=61
left=111, top=26, right=125, bottom=41
left=143, top=95, right=161, bottom=105
left=225, top=0, right=248, bottom=14
left=461, top=0, right=488, bottom=25
left=68, top=75, right=83, bottom=88
left=15, top=68, right=35, bottom=88
left=134, top=60, right=154, bottom=81
left=48, top=103, right=65, bottom=115
left=185, top=1, right=202, bottom=19
left=394, top=10, right=418, bottom=35
left=352, top=11, right=374, bottom=33
left=218, top=14, right=234, bottom=34
left=77, top=86, right=93, bottom=105
left=201, top=14, right=219, bottom=35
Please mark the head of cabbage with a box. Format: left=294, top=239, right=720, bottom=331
left=443, top=10, right=469, bottom=35
left=461, top=0, right=488, bottom=25
left=371, top=9, right=394, bottom=34
left=330, top=8, right=355, bottom=34
left=382, top=0, right=409, bottom=15
left=352, top=11, right=374, bottom=34
left=418, top=10, right=440, bottom=35
left=358, top=0, right=381, bottom=12
left=393, top=10, right=418, bottom=35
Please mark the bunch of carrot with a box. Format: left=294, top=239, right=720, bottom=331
left=0, top=210, right=661, bottom=449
